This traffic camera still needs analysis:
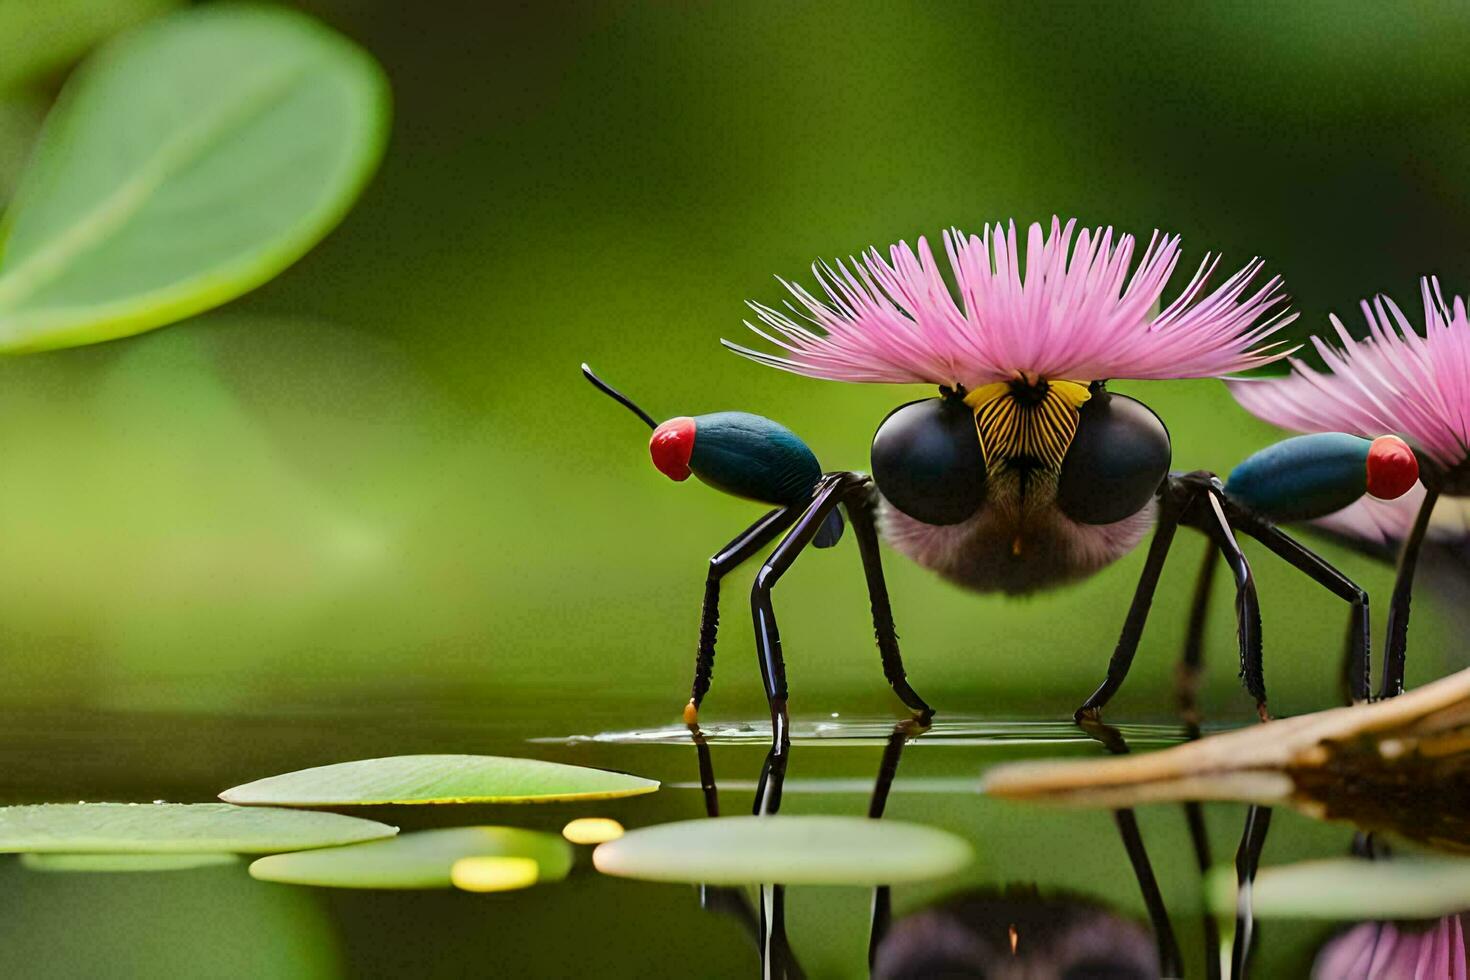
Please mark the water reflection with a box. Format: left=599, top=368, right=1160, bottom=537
left=7, top=690, right=1448, bottom=977
left=871, top=888, right=1158, bottom=980
left=1315, top=913, right=1467, bottom=978
left=983, top=664, right=1470, bottom=852
left=980, top=668, right=1470, bottom=977
left=545, top=715, right=1198, bottom=748
left=687, top=719, right=1185, bottom=979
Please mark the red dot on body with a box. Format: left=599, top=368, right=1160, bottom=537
left=650, top=417, right=696, bottom=481
left=1366, top=436, right=1418, bottom=500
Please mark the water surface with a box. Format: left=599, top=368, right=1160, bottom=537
left=0, top=689, right=1369, bottom=978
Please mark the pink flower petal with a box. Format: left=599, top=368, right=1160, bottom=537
left=1229, top=278, right=1470, bottom=469
left=726, top=217, right=1296, bottom=387
left=1314, top=915, right=1468, bottom=979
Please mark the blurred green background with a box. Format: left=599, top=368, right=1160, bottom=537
left=2, top=3, right=1469, bottom=977
left=2, top=0, right=1464, bottom=719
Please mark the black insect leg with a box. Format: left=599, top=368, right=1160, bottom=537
left=1173, top=543, right=1223, bottom=980
left=691, top=727, right=721, bottom=819
left=1198, top=493, right=1285, bottom=978
left=1236, top=519, right=1371, bottom=704
left=1197, top=489, right=1267, bottom=721
left=687, top=506, right=799, bottom=725
left=689, top=725, right=804, bottom=978
left=1183, top=800, right=1222, bottom=980
left=690, top=726, right=761, bottom=938
left=760, top=885, right=802, bottom=980
left=1075, top=483, right=1184, bottom=720
left=1178, top=541, right=1219, bottom=725
left=1077, top=719, right=1184, bottom=979
left=865, top=720, right=924, bottom=969
left=1380, top=486, right=1441, bottom=699
left=1116, top=810, right=1184, bottom=980
left=868, top=719, right=920, bottom=820
left=844, top=482, right=933, bottom=720
left=1230, top=805, right=1273, bottom=979
left=750, top=473, right=853, bottom=817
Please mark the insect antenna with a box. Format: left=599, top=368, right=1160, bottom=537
left=581, top=363, right=658, bottom=430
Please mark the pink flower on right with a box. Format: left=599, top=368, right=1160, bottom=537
left=1229, top=277, right=1470, bottom=478
left=1314, top=914, right=1467, bottom=979
left=1227, top=277, right=1470, bottom=697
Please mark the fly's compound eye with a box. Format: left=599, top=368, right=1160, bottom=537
left=871, top=398, right=988, bottom=525
left=1055, top=391, right=1171, bottom=525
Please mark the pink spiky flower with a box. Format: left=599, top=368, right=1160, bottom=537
left=727, top=217, right=1297, bottom=387
left=1313, top=913, right=1467, bottom=979
left=1229, top=278, right=1470, bottom=472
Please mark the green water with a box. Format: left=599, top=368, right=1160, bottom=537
left=0, top=696, right=1368, bottom=978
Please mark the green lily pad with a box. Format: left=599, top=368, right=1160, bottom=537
left=0, top=803, right=396, bottom=853
left=1209, top=857, right=1470, bottom=920
left=0, top=4, right=388, bottom=353
left=249, top=826, right=573, bottom=889
left=20, top=852, right=239, bottom=873
left=220, top=754, right=660, bottom=805
left=592, top=816, right=973, bottom=886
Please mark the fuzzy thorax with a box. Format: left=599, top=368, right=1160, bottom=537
left=879, top=466, right=1156, bottom=596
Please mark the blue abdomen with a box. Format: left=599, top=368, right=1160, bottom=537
left=689, top=412, right=824, bottom=506
left=1224, top=433, right=1371, bottom=522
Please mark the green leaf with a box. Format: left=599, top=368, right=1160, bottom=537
left=20, top=852, right=238, bottom=873
left=220, top=754, right=660, bottom=805
left=1208, top=856, right=1470, bottom=920
left=0, top=4, right=389, bottom=354
left=0, top=0, right=179, bottom=94
left=592, top=816, right=973, bottom=886
left=249, top=827, right=574, bottom=890
left=0, top=803, right=396, bottom=853
left=0, top=94, right=47, bottom=207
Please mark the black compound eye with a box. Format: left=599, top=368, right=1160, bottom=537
left=871, top=398, right=988, bottom=525
left=1056, top=391, right=1171, bottom=525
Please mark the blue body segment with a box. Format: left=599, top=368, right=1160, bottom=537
left=1224, top=432, right=1372, bottom=522
left=689, top=412, right=823, bottom=504
left=688, top=411, right=843, bottom=546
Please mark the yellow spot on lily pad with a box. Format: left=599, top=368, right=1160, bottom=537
left=451, top=856, right=539, bottom=892
left=249, top=826, right=572, bottom=889
left=562, top=818, right=624, bottom=845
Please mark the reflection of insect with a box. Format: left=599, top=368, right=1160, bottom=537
left=687, top=718, right=1234, bottom=978
left=584, top=218, right=1419, bottom=801
left=873, top=887, right=1161, bottom=980
left=988, top=663, right=1470, bottom=976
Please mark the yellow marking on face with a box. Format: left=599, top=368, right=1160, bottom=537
left=964, top=378, right=1091, bottom=472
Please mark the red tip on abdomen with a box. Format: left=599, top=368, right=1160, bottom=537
left=650, top=417, right=696, bottom=481
left=1366, top=435, right=1419, bottom=499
